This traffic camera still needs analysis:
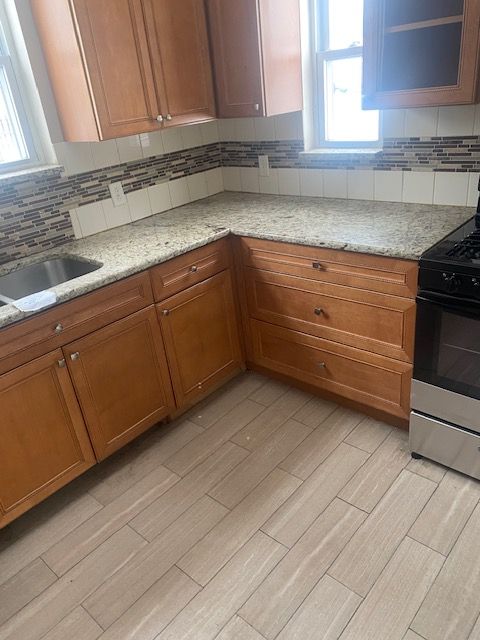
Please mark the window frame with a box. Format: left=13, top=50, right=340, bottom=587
left=0, top=1, right=39, bottom=174
left=314, top=0, right=381, bottom=149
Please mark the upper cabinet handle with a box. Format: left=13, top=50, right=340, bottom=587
left=312, top=262, right=325, bottom=270
left=54, top=323, right=64, bottom=334
left=70, top=352, right=80, bottom=361
left=156, top=115, right=164, bottom=123
left=165, top=114, right=173, bottom=121
left=190, top=265, right=198, bottom=273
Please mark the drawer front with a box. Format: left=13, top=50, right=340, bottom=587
left=410, top=412, right=480, bottom=480
left=0, top=272, right=153, bottom=375
left=240, top=237, right=418, bottom=299
left=245, top=268, right=416, bottom=362
left=151, top=239, right=230, bottom=301
left=250, top=320, right=412, bottom=420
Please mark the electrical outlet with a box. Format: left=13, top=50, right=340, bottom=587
left=259, top=155, right=270, bottom=177
left=109, top=181, right=127, bottom=207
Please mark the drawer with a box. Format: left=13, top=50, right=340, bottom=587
left=0, top=272, right=153, bottom=375
left=151, top=239, right=230, bottom=301
left=239, top=237, right=418, bottom=299
left=410, top=412, right=480, bottom=480
left=250, top=320, right=412, bottom=420
left=244, top=268, right=416, bottom=362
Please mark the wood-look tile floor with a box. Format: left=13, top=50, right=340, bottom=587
left=1, top=371, right=480, bottom=640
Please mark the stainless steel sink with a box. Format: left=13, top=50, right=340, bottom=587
left=0, top=257, right=102, bottom=303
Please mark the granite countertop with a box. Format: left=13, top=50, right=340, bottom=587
left=0, top=192, right=474, bottom=329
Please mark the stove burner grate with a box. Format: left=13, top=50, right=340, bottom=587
left=446, top=230, right=480, bottom=260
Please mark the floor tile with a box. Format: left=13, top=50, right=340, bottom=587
left=248, top=379, right=289, bottom=406
left=409, top=470, right=480, bottom=556
left=406, top=456, right=448, bottom=483
left=279, top=407, right=365, bottom=479
left=292, top=396, right=338, bottom=429
left=39, top=608, right=102, bottom=640
left=262, top=443, right=369, bottom=547
left=216, top=617, right=265, bottom=640
left=344, top=417, right=392, bottom=453
left=210, top=419, right=311, bottom=508
left=96, top=567, right=200, bottom=640
left=329, top=470, right=437, bottom=597
left=178, top=468, right=301, bottom=585
left=231, top=388, right=311, bottom=451
left=157, top=532, right=287, bottom=640
left=339, top=429, right=412, bottom=512
left=83, top=496, right=227, bottom=629
left=42, top=466, right=178, bottom=576
left=130, top=442, right=248, bottom=541
left=403, top=631, right=426, bottom=640
left=341, top=537, right=444, bottom=640
left=412, top=503, right=480, bottom=640
left=240, top=499, right=365, bottom=639
left=164, top=399, right=264, bottom=476
left=276, top=575, right=361, bottom=640
left=0, top=558, right=57, bottom=626
left=0, top=527, right=145, bottom=640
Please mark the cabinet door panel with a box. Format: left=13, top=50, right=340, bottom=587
left=64, top=307, right=175, bottom=460
left=72, top=0, right=160, bottom=138
left=143, top=0, right=216, bottom=125
left=158, top=271, right=243, bottom=408
left=0, top=350, right=95, bottom=527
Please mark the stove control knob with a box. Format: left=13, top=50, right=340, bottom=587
left=442, top=272, right=461, bottom=293
left=472, top=278, right=480, bottom=288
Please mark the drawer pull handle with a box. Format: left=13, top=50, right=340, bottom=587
left=156, top=115, right=164, bottom=123
left=70, top=352, right=80, bottom=361
left=54, top=323, right=64, bottom=334
left=314, top=308, right=324, bottom=316
left=312, top=262, right=325, bottom=270
left=58, top=359, right=66, bottom=368
left=162, top=310, right=170, bottom=316
left=318, top=362, right=326, bottom=369
left=190, top=265, right=198, bottom=273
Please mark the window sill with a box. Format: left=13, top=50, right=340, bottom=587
left=0, top=164, right=64, bottom=186
left=301, top=148, right=382, bottom=157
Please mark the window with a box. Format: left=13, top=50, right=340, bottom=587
left=314, top=0, right=379, bottom=147
left=0, top=5, right=36, bottom=172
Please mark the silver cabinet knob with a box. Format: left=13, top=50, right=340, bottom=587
left=54, top=323, right=64, bottom=334
left=162, top=310, right=170, bottom=316
left=70, top=352, right=80, bottom=361
left=314, top=308, right=324, bottom=316
left=165, top=114, right=173, bottom=121
left=312, top=261, right=325, bottom=270
left=190, top=265, right=198, bottom=273
left=254, top=103, right=260, bottom=111
left=318, top=362, right=326, bottom=369
left=156, top=115, right=164, bottom=123
left=58, top=359, right=66, bottom=368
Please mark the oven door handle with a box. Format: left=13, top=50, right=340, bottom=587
left=417, top=293, right=480, bottom=318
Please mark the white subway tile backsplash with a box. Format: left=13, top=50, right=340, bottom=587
left=61, top=142, right=94, bottom=175
left=187, top=172, right=209, bottom=200
left=69, top=210, right=83, bottom=239
left=240, top=167, right=260, bottom=193
left=162, top=128, right=184, bottom=153
left=382, top=110, right=406, bottom=138
left=205, top=168, right=224, bottom=196
left=169, top=177, right=191, bottom=208
left=218, top=119, right=237, bottom=142
left=235, top=118, right=256, bottom=141
left=222, top=167, right=242, bottom=191
left=374, top=171, right=403, bottom=202
left=299, top=169, right=323, bottom=197
left=347, top=170, right=375, bottom=200
left=323, top=169, right=348, bottom=199
left=180, top=125, right=203, bottom=150
left=76, top=201, right=108, bottom=237
left=405, top=108, right=439, bottom=138
left=259, top=168, right=280, bottom=194
left=433, top=172, right=469, bottom=206
left=278, top=168, right=300, bottom=196
left=140, top=131, right=165, bottom=158
left=254, top=117, right=276, bottom=141
left=437, top=106, right=475, bottom=137
left=91, top=140, right=120, bottom=170
left=116, top=135, right=143, bottom=163
left=102, top=198, right=132, bottom=229
left=127, top=188, right=153, bottom=221
left=274, top=112, right=302, bottom=140
left=200, top=121, right=220, bottom=145
left=403, top=171, right=435, bottom=204
left=148, top=182, right=173, bottom=214
left=467, top=173, right=480, bottom=207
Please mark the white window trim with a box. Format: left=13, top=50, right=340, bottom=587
left=301, top=0, right=382, bottom=154
left=0, top=0, right=56, bottom=176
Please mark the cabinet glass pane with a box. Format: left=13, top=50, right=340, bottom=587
left=327, top=0, right=363, bottom=50
left=325, top=56, right=379, bottom=142
left=381, top=23, right=462, bottom=91
left=384, top=0, right=464, bottom=28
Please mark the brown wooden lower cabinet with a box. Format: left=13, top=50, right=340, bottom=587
left=0, top=350, right=96, bottom=527
left=63, top=306, right=175, bottom=460
left=158, top=270, right=243, bottom=409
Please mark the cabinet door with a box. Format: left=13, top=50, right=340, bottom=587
left=207, top=0, right=265, bottom=117
left=158, top=271, right=243, bottom=408
left=64, top=307, right=175, bottom=460
left=142, top=0, right=216, bottom=126
left=0, top=350, right=95, bottom=528
left=363, top=0, right=480, bottom=108
left=71, top=0, right=161, bottom=138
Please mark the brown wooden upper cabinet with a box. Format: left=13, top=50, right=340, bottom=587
left=206, top=0, right=303, bottom=117
left=363, top=0, right=480, bottom=109
left=31, top=0, right=216, bottom=141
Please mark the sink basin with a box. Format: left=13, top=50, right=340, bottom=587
left=0, top=257, right=101, bottom=302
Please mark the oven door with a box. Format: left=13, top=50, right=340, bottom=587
left=414, top=291, right=480, bottom=400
